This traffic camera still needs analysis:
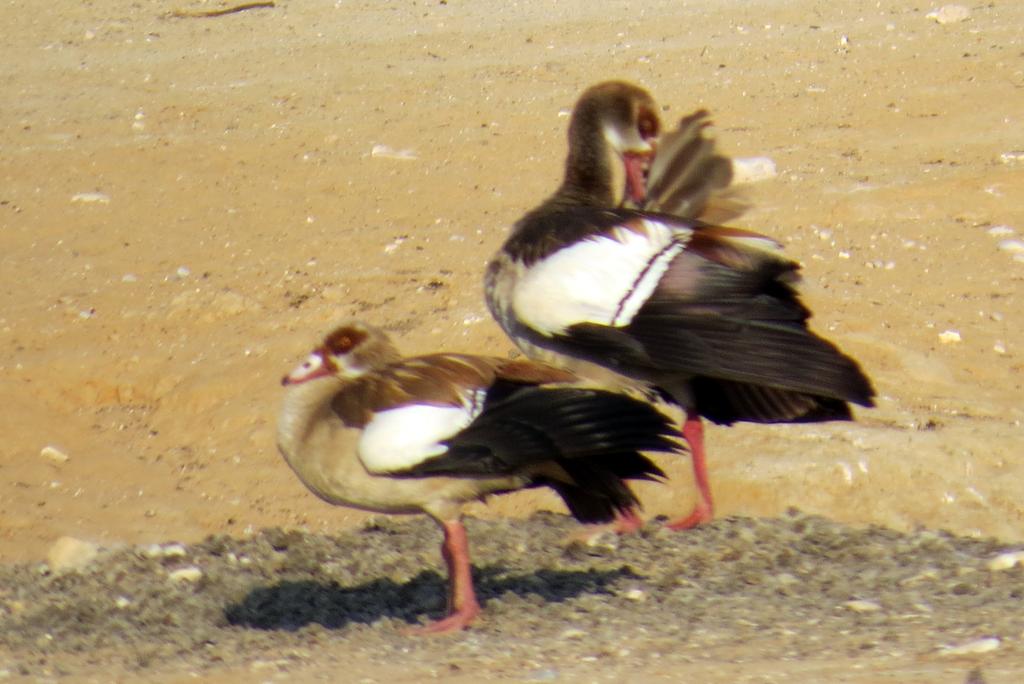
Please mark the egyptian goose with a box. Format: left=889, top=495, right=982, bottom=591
left=276, top=321, right=680, bottom=633
left=485, top=81, right=875, bottom=529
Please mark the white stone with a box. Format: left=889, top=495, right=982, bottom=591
left=161, top=543, right=188, bottom=558
left=986, top=551, right=1024, bottom=571
left=997, top=239, right=1024, bottom=254
left=842, top=599, right=882, bottom=612
left=938, top=637, right=1000, bottom=656
left=938, top=330, right=962, bottom=344
left=70, top=192, right=111, bottom=204
left=168, top=566, right=203, bottom=583
left=141, top=544, right=164, bottom=558
left=48, top=537, right=99, bottom=571
left=559, top=628, right=587, bottom=640
left=731, top=156, right=777, bottom=183
left=622, top=588, right=647, bottom=602
left=370, top=144, right=417, bottom=160
left=142, top=542, right=188, bottom=559
left=999, top=151, right=1024, bottom=165
left=986, top=225, right=1015, bottom=237
left=926, top=5, right=970, bottom=24
left=40, top=445, right=69, bottom=464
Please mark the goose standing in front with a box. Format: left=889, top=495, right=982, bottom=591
left=485, top=81, right=875, bottom=529
left=277, top=321, right=680, bottom=633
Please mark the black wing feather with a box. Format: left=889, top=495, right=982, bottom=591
left=404, top=383, right=676, bottom=477
left=394, top=383, right=678, bottom=525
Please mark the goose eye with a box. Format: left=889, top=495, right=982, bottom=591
left=638, top=110, right=659, bottom=139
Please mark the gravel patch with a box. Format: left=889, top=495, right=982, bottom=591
left=1, top=510, right=1021, bottom=680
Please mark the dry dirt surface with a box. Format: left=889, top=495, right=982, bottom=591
left=2, top=0, right=1023, bottom=681
left=1, top=512, right=1023, bottom=683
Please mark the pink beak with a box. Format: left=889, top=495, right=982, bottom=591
left=282, top=355, right=332, bottom=386
left=622, top=152, right=652, bottom=205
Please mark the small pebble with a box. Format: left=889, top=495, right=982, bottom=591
left=938, top=637, right=1000, bottom=657
left=731, top=157, right=777, bottom=183
left=993, top=341, right=1007, bottom=355
left=40, top=445, right=70, bottom=464
left=938, top=330, right=962, bottom=344
left=998, top=151, right=1024, bottom=165
left=383, top=237, right=406, bottom=254
left=141, top=544, right=163, bottom=558
left=176, top=266, right=191, bottom=278
left=926, top=5, right=971, bottom=24
left=986, top=225, right=1015, bottom=237
left=249, top=660, right=278, bottom=671
left=986, top=551, right=1024, bottom=571
left=48, top=537, right=99, bottom=572
left=168, top=566, right=203, bottom=583
left=70, top=192, right=111, bottom=204
left=114, top=596, right=132, bottom=609
left=559, top=628, right=587, bottom=640
left=141, top=543, right=188, bottom=559
left=996, top=239, right=1024, bottom=254
left=161, top=543, right=188, bottom=558
left=121, top=273, right=138, bottom=283
left=370, top=144, right=417, bottom=160
left=622, top=588, right=647, bottom=602
left=584, top=530, right=619, bottom=550
left=842, top=599, right=882, bottom=613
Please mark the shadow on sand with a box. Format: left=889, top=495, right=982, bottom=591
left=225, top=565, right=637, bottom=630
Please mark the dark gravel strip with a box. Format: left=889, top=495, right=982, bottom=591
left=1, top=510, right=1021, bottom=679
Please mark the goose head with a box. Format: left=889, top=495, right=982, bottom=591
left=282, top=321, right=401, bottom=385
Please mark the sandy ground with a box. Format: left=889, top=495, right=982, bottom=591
left=2, top=0, right=1023, bottom=680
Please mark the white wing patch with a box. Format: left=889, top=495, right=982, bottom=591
left=512, top=218, right=688, bottom=334
left=357, top=390, right=486, bottom=474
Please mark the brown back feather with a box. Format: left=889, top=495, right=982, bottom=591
left=331, top=354, right=578, bottom=428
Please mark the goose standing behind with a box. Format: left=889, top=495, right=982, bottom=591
left=485, top=81, right=875, bottom=529
left=277, top=321, right=681, bottom=633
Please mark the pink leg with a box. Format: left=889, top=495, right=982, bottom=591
left=612, top=506, right=644, bottom=534
left=666, top=411, right=714, bottom=530
left=405, top=519, right=481, bottom=635
left=571, top=506, right=645, bottom=543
